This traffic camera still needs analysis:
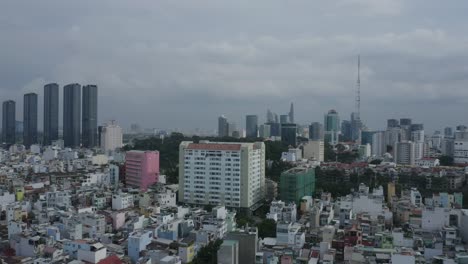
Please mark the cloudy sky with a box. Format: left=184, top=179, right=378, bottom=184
left=2, top=0, right=468, bottom=133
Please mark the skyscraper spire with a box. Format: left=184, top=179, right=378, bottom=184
left=289, top=102, right=294, bottom=123
left=356, top=55, right=361, bottom=120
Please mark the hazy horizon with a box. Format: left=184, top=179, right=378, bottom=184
left=2, top=1, right=468, bottom=133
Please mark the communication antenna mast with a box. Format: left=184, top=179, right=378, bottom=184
left=356, top=55, right=361, bottom=120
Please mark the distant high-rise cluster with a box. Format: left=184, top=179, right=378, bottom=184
left=216, top=102, right=301, bottom=146
left=1, top=83, right=100, bottom=149
left=207, top=54, right=465, bottom=167
left=369, top=117, right=430, bottom=165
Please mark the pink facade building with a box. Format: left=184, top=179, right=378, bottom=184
left=125, top=150, right=159, bottom=191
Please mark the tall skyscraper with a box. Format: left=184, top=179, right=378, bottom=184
left=82, top=85, right=98, bottom=148
left=100, top=120, right=123, bottom=152
left=63, top=83, right=81, bottom=148
left=245, top=115, right=258, bottom=138
left=410, top=124, right=424, bottom=132
left=43, top=83, right=59, bottom=146
left=281, top=123, right=297, bottom=147
left=228, top=122, right=238, bottom=138
left=324, top=109, right=340, bottom=145
left=289, top=102, right=294, bottom=123
left=125, top=150, right=160, bottom=191
left=394, top=141, right=416, bottom=165
left=259, top=124, right=271, bottom=138
left=442, top=138, right=455, bottom=156
left=266, top=109, right=274, bottom=123
left=372, top=131, right=386, bottom=157
left=218, top=115, right=229, bottom=137
left=280, top=114, right=289, bottom=124
left=411, top=129, right=425, bottom=161
left=309, top=122, right=324, bottom=141
left=179, top=141, right=265, bottom=209
left=385, top=127, right=403, bottom=151
left=23, top=93, right=38, bottom=148
left=400, top=118, right=412, bottom=127
left=129, top=123, right=141, bottom=134
left=387, top=119, right=399, bottom=128
left=399, top=118, right=412, bottom=141
left=2, top=100, right=16, bottom=145
left=456, top=125, right=467, bottom=132
left=361, top=131, right=376, bottom=145
left=268, top=122, right=281, bottom=137
left=341, top=120, right=352, bottom=141
left=98, top=125, right=103, bottom=147
left=445, top=127, right=453, bottom=138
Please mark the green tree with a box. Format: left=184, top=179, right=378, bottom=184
left=337, top=151, right=359, bottom=164
left=324, top=142, right=336, bottom=161
left=257, top=219, right=277, bottom=238
left=190, top=239, right=223, bottom=264
left=439, top=155, right=454, bottom=166
left=266, top=161, right=294, bottom=182
left=265, top=141, right=288, bottom=161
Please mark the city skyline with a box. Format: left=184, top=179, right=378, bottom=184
left=4, top=2, right=468, bottom=263
left=2, top=1, right=468, bottom=132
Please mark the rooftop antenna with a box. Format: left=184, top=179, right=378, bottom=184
left=355, top=55, right=361, bottom=120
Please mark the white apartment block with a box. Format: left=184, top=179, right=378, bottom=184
left=454, top=131, right=468, bottom=164
left=394, top=141, right=416, bottom=165
left=414, top=142, right=424, bottom=161
left=112, top=193, right=134, bottom=210
left=179, top=141, right=265, bottom=209
left=411, top=130, right=425, bottom=142
left=302, top=140, right=324, bottom=162
left=372, top=131, right=386, bottom=157
left=100, top=120, right=123, bottom=152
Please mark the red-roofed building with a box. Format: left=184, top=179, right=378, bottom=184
left=187, top=143, right=241, bottom=151
left=98, top=255, right=123, bottom=264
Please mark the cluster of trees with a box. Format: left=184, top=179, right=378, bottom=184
left=314, top=166, right=468, bottom=209
left=257, top=219, right=277, bottom=238
left=324, top=142, right=359, bottom=164
left=189, top=239, right=223, bottom=264
left=439, top=155, right=454, bottom=166
left=314, top=167, right=387, bottom=197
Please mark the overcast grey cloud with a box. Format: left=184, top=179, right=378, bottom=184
left=1, top=0, right=468, bottom=133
